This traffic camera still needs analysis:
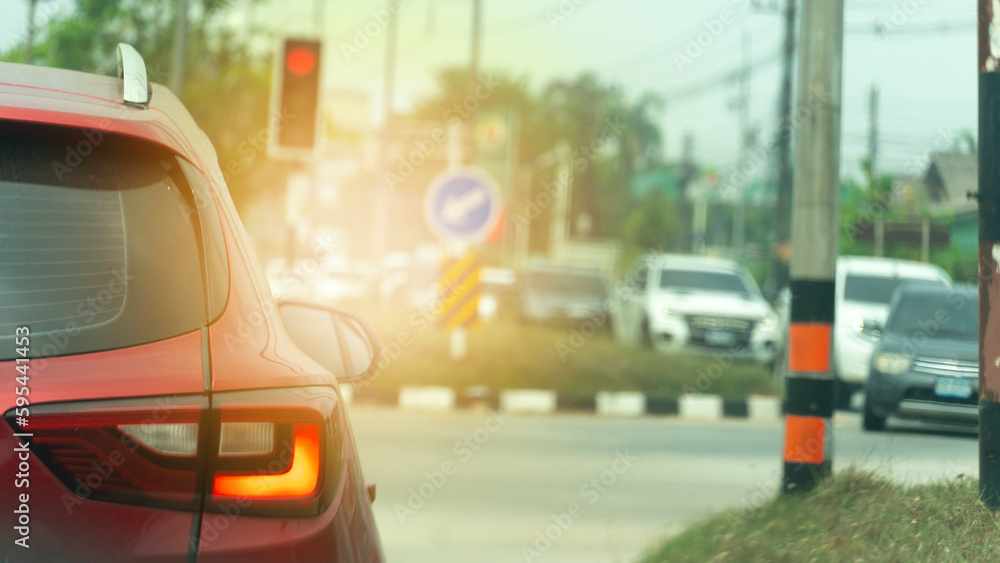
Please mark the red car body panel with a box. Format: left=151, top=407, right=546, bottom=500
left=0, top=61, right=383, bottom=561
left=12, top=331, right=206, bottom=404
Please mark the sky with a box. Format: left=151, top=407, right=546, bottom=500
left=0, top=0, right=979, bottom=181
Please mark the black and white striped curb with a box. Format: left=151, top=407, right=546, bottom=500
left=340, top=386, right=782, bottom=421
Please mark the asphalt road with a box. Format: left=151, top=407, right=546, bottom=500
left=349, top=407, right=978, bottom=563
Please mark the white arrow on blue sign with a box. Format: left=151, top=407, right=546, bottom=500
left=423, top=168, right=501, bottom=243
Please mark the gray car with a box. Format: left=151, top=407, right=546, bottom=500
left=863, top=284, right=978, bottom=431
left=518, top=266, right=608, bottom=325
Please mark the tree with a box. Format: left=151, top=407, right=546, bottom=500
left=407, top=68, right=665, bottom=250
left=620, top=189, right=682, bottom=269
left=1, top=0, right=282, bottom=212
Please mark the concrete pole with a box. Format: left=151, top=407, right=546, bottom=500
left=874, top=218, right=884, bottom=257
left=734, top=31, right=750, bottom=258
left=548, top=140, right=572, bottom=262
left=693, top=196, right=708, bottom=256
left=782, top=0, right=844, bottom=495
left=170, top=0, right=188, bottom=96
left=868, top=84, right=880, bottom=182
left=977, top=0, right=1000, bottom=508
left=25, top=0, right=37, bottom=64
left=921, top=218, right=930, bottom=263
left=514, top=166, right=532, bottom=270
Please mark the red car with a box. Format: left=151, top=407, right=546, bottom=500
left=0, top=45, right=384, bottom=561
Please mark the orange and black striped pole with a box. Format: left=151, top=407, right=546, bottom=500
left=978, top=0, right=1000, bottom=508
left=782, top=0, right=843, bottom=494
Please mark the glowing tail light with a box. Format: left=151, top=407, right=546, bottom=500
left=213, top=424, right=320, bottom=498
left=5, top=387, right=343, bottom=517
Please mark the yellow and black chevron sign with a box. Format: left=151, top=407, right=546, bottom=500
left=438, top=253, right=481, bottom=330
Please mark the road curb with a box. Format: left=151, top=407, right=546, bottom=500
left=499, top=389, right=558, bottom=414
left=398, top=386, right=456, bottom=412
left=680, top=394, right=724, bottom=420
left=351, top=386, right=782, bottom=421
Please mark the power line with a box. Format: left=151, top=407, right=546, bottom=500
left=845, top=18, right=976, bottom=37
left=659, top=48, right=782, bottom=104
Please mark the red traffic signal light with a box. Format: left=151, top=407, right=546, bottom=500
left=273, top=38, right=321, bottom=152
left=286, top=47, right=317, bottom=77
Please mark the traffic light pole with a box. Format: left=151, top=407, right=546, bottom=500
left=977, top=0, right=1000, bottom=508
left=782, top=0, right=843, bottom=494
left=374, top=0, right=400, bottom=266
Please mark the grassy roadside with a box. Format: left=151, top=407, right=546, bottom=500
left=639, top=469, right=1000, bottom=563
left=348, top=303, right=779, bottom=402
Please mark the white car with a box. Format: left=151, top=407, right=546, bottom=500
left=833, top=256, right=951, bottom=406
left=612, top=254, right=780, bottom=363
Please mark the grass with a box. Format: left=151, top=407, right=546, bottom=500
left=348, top=301, right=779, bottom=403
left=639, top=469, right=1000, bottom=563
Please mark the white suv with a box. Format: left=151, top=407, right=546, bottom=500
left=612, top=254, right=780, bottom=363
left=833, top=256, right=951, bottom=405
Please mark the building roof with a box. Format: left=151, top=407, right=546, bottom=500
left=926, top=152, right=977, bottom=204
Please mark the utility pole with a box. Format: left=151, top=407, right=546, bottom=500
left=770, top=0, right=796, bottom=296
left=465, top=0, right=483, bottom=165
left=782, top=0, right=843, bottom=494
left=170, top=0, right=188, bottom=96
left=374, top=0, right=400, bottom=264
left=734, top=31, right=752, bottom=258
left=977, top=0, right=1000, bottom=508
left=549, top=140, right=573, bottom=261
left=680, top=133, right=701, bottom=253
left=25, top=0, right=37, bottom=64
left=693, top=195, right=708, bottom=256
left=868, top=84, right=884, bottom=257
left=867, top=84, right=879, bottom=181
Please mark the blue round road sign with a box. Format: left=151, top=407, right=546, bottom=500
left=424, top=168, right=500, bottom=243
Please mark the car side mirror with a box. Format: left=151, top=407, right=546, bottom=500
left=860, top=318, right=882, bottom=341
left=278, top=301, right=383, bottom=383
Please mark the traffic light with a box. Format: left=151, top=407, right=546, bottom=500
left=272, top=38, right=321, bottom=154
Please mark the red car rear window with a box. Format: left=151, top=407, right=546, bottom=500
left=0, top=122, right=228, bottom=359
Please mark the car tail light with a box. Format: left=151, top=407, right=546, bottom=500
left=4, top=387, right=345, bottom=517
left=5, top=397, right=207, bottom=511
left=119, top=422, right=200, bottom=455
left=213, top=423, right=320, bottom=498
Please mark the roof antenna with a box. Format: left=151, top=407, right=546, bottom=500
left=116, top=43, right=150, bottom=108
